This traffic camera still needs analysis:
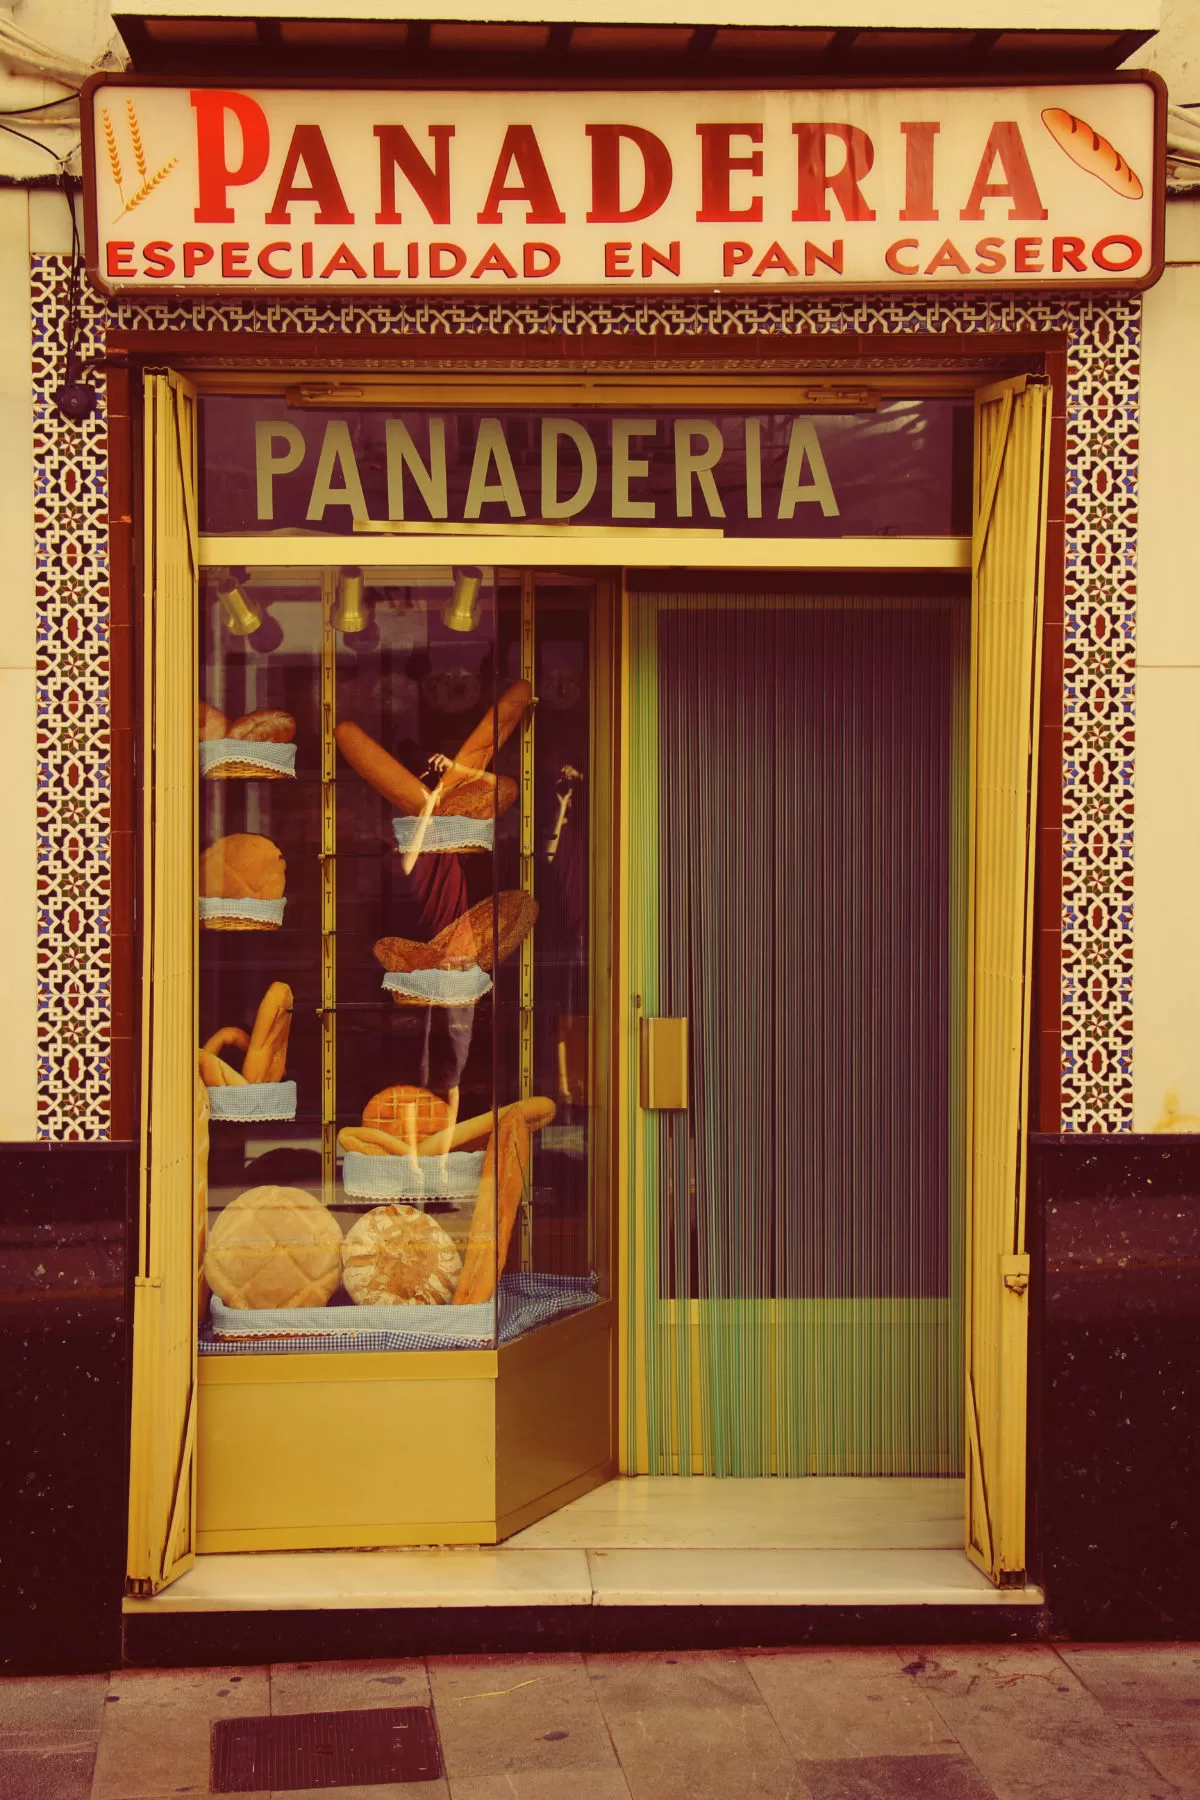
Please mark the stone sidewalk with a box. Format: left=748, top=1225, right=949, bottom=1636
left=2, top=1644, right=1198, bottom=1800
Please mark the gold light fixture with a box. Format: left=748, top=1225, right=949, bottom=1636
left=443, top=567, right=483, bottom=633
left=333, top=565, right=369, bottom=635
left=217, top=576, right=262, bottom=637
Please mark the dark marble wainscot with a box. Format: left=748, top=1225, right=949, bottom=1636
left=1031, top=1133, right=1200, bottom=1639
left=0, top=1142, right=134, bottom=1671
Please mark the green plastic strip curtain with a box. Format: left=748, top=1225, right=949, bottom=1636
left=625, top=591, right=967, bottom=1477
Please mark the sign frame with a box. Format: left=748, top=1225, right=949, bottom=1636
left=81, top=70, right=1167, bottom=300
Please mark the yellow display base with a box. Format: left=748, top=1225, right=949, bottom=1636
left=196, top=1302, right=615, bottom=1552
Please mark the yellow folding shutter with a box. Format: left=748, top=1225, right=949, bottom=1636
left=126, top=372, right=200, bottom=1594
left=965, top=375, right=1051, bottom=1585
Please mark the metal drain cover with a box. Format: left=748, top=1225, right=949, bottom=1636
left=211, top=1705, right=443, bottom=1792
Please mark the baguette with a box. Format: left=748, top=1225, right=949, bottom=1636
left=243, top=982, right=293, bottom=1084
left=416, top=1095, right=555, bottom=1158
left=338, top=1124, right=415, bottom=1158
left=202, top=1026, right=250, bottom=1059
left=1041, top=107, right=1143, bottom=200
left=335, top=720, right=432, bottom=816
left=440, top=680, right=532, bottom=794
left=453, top=1109, right=530, bottom=1305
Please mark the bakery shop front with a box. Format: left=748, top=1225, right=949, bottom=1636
left=72, top=57, right=1164, bottom=1631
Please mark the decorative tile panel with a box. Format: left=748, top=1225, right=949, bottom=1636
left=28, top=256, right=1138, bottom=1135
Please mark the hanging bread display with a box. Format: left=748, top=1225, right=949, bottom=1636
left=199, top=833, right=287, bottom=930
left=204, top=1186, right=344, bottom=1310
left=454, top=1108, right=531, bottom=1306
left=341, top=1204, right=463, bottom=1306
left=200, top=706, right=298, bottom=780
left=334, top=679, right=532, bottom=824
left=373, top=890, right=537, bottom=985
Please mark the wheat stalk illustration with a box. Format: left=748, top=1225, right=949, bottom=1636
left=126, top=98, right=147, bottom=181
left=102, top=108, right=124, bottom=208
left=108, top=102, right=177, bottom=221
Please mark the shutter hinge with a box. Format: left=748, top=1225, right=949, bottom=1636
left=1001, top=1253, right=1030, bottom=1296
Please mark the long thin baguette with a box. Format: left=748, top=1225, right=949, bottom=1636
left=439, top=680, right=532, bottom=794
left=202, top=1026, right=250, bottom=1059
left=335, top=720, right=432, bottom=816
left=453, top=1110, right=530, bottom=1305
left=416, top=1096, right=555, bottom=1157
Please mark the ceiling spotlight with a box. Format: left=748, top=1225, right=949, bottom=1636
left=249, top=607, right=285, bottom=655
left=218, top=576, right=262, bottom=637
left=333, top=566, right=370, bottom=635
left=443, top=567, right=483, bottom=634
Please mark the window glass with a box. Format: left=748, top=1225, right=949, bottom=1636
left=198, top=562, right=603, bottom=1353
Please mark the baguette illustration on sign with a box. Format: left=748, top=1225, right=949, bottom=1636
left=1041, top=108, right=1144, bottom=200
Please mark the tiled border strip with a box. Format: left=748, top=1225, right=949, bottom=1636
left=29, top=261, right=1138, bottom=1135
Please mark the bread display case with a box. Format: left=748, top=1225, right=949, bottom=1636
left=187, top=546, right=615, bottom=1547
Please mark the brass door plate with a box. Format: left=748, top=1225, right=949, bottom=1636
left=640, top=1017, right=688, bottom=1110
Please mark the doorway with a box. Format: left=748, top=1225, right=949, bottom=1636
left=622, top=579, right=969, bottom=1479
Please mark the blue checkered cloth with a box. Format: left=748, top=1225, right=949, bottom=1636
left=201, top=739, right=297, bottom=779
left=200, top=896, right=286, bottom=928
left=341, top=1149, right=483, bottom=1199
left=382, top=967, right=491, bottom=1005
left=208, top=1080, right=297, bottom=1123
left=200, top=1272, right=598, bottom=1355
left=392, top=815, right=493, bottom=854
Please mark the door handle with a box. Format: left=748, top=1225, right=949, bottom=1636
left=639, top=1017, right=688, bottom=1110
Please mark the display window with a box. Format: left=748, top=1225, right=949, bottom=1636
left=196, top=563, right=604, bottom=1353
left=127, top=368, right=1049, bottom=1590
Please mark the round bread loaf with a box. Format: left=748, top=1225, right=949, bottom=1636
left=198, top=700, right=228, bottom=741
left=342, top=1204, right=462, bottom=1306
left=362, top=1085, right=451, bottom=1142
left=204, top=1185, right=343, bottom=1309
left=199, top=833, right=287, bottom=901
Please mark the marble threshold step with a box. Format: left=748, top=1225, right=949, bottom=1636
left=123, top=1547, right=1045, bottom=1612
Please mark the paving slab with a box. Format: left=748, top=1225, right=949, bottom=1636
left=90, top=1665, right=269, bottom=1800
left=802, top=1754, right=998, bottom=1799
left=446, top=1772, right=633, bottom=1799
left=429, top=1654, right=622, bottom=1786
left=1059, top=1646, right=1200, bottom=1723
left=0, top=1747, right=95, bottom=1800
left=585, top=1651, right=812, bottom=1800
left=901, top=1646, right=1179, bottom=1800
left=747, top=1649, right=961, bottom=1760
left=0, top=1674, right=108, bottom=1750
left=270, top=1658, right=432, bottom=1713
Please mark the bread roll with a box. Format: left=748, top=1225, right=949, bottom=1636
left=229, top=709, right=296, bottom=744
left=1041, top=107, right=1143, bottom=200
left=363, top=1085, right=451, bottom=1143
left=430, top=891, right=538, bottom=971
left=437, top=776, right=518, bottom=820
left=200, top=834, right=287, bottom=902
left=199, top=700, right=228, bottom=740
left=204, top=1186, right=343, bottom=1309
left=342, top=1204, right=462, bottom=1306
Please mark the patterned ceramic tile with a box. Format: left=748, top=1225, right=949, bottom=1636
left=28, top=258, right=1138, bottom=1135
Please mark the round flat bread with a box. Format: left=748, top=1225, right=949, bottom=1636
left=362, top=1085, right=451, bottom=1143
left=204, top=1185, right=343, bottom=1310
left=342, top=1204, right=462, bottom=1306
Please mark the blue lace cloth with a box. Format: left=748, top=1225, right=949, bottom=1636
left=200, top=1272, right=599, bottom=1354
left=392, top=815, right=493, bottom=853
left=341, top=1149, right=483, bottom=1200
left=200, top=896, right=286, bottom=927
left=208, top=1080, right=297, bottom=1123
left=201, top=739, right=297, bottom=779
left=381, top=967, right=492, bottom=1005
